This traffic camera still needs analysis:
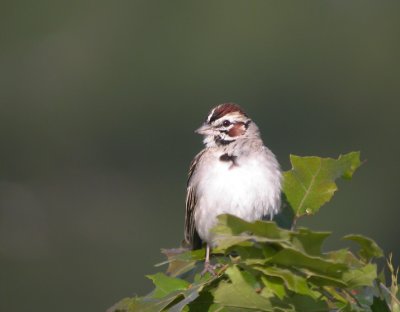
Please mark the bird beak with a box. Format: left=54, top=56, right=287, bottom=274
left=195, top=124, right=214, bottom=135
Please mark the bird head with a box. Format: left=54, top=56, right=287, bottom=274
left=196, top=103, right=257, bottom=147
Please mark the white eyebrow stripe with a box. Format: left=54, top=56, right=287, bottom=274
left=207, top=108, right=216, bottom=123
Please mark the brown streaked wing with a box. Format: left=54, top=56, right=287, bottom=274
left=187, top=149, right=205, bottom=186
left=184, top=149, right=206, bottom=249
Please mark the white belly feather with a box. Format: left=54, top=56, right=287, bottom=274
left=194, top=150, right=281, bottom=245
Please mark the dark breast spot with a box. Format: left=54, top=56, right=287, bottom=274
left=219, top=153, right=238, bottom=166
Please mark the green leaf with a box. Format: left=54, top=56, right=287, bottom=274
left=370, top=296, right=391, bottom=312
left=167, top=289, right=200, bottom=312
left=283, top=152, right=361, bottom=218
left=306, top=273, right=348, bottom=288
left=325, top=249, right=364, bottom=267
left=108, top=149, right=391, bottom=312
left=343, top=234, right=384, bottom=262
left=223, top=241, right=279, bottom=267
left=337, top=302, right=365, bottom=312
left=185, top=291, right=227, bottom=312
left=285, top=293, right=329, bottom=312
left=386, top=253, right=400, bottom=312
left=342, top=263, right=377, bottom=288
left=221, top=308, right=264, bottom=312
left=214, top=214, right=291, bottom=239
left=261, top=275, right=286, bottom=300
left=107, top=295, right=181, bottom=312
left=147, top=272, right=190, bottom=298
left=228, top=244, right=266, bottom=261
left=107, top=297, right=142, bottom=312
left=212, top=214, right=291, bottom=250
left=214, top=266, right=276, bottom=311
left=158, top=248, right=204, bottom=277
left=268, top=248, right=348, bottom=279
left=290, top=228, right=331, bottom=256
left=109, top=270, right=222, bottom=312
left=254, top=266, right=312, bottom=296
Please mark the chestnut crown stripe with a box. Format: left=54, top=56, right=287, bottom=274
left=207, top=103, right=247, bottom=124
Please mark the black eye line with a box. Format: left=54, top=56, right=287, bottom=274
left=214, top=136, right=235, bottom=146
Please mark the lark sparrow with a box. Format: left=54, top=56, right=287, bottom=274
left=184, top=103, right=282, bottom=273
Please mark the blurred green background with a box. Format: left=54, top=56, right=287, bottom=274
left=1, top=1, right=399, bottom=311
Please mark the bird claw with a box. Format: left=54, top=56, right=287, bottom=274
left=201, top=262, right=221, bottom=276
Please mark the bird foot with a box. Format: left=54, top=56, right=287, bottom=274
left=201, top=261, right=220, bottom=276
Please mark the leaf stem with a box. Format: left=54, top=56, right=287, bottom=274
left=291, top=217, right=298, bottom=231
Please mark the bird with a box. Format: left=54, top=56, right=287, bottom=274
left=184, top=103, right=282, bottom=274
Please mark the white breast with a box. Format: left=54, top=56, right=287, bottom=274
left=193, top=147, right=281, bottom=245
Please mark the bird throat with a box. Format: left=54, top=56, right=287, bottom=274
left=214, top=136, right=235, bottom=146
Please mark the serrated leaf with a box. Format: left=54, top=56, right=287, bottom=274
left=353, top=286, right=376, bottom=307
left=214, top=266, right=275, bottom=311
left=147, top=272, right=190, bottom=298
left=371, top=296, right=391, bottom=312
left=325, top=249, right=364, bottom=267
left=342, top=263, right=377, bottom=288
left=291, top=228, right=331, bottom=256
left=228, top=244, right=266, bottom=261
left=160, top=248, right=205, bottom=263
left=285, top=293, right=329, bottom=312
left=306, top=273, right=348, bottom=288
left=212, top=214, right=291, bottom=250
left=261, top=275, right=286, bottom=300
left=241, top=268, right=262, bottom=289
left=283, top=152, right=361, bottom=217
left=343, top=235, right=384, bottom=262
left=107, top=295, right=181, bottom=312
left=185, top=291, right=224, bottom=312
left=337, top=302, right=364, bottom=312
left=108, top=270, right=222, bottom=312
left=214, top=214, right=291, bottom=239
left=159, top=248, right=204, bottom=277
left=321, top=288, right=349, bottom=307
left=168, top=289, right=201, bottom=312
left=187, top=302, right=229, bottom=312
left=107, top=297, right=142, bottom=312
left=254, top=266, right=312, bottom=296
left=268, top=248, right=348, bottom=279
left=274, top=195, right=295, bottom=230
left=229, top=245, right=276, bottom=268
left=223, top=308, right=266, bottom=312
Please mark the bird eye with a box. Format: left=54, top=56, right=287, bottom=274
left=222, top=120, right=231, bottom=127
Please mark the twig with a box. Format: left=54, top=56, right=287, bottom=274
left=379, top=282, right=400, bottom=307
left=342, top=289, right=363, bottom=308
left=318, top=287, right=337, bottom=304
